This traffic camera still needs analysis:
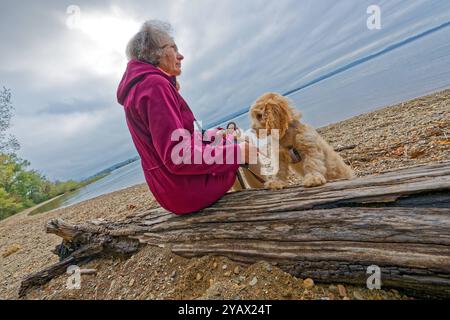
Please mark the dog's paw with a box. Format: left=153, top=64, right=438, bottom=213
left=265, top=180, right=287, bottom=190
left=303, top=173, right=326, bottom=188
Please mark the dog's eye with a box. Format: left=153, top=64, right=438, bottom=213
left=256, top=113, right=263, bottom=120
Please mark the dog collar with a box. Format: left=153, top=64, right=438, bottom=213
left=288, top=147, right=302, bottom=163
left=289, top=120, right=300, bottom=129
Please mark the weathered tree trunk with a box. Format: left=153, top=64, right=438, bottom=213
left=20, top=162, right=450, bottom=298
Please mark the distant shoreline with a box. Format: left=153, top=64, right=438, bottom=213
left=83, top=156, right=139, bottom=182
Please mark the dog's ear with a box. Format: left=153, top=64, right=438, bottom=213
left=264, top=104, right=276, bottom=136
left=291, top=107, right=302, bottom=122
left=264, top=96, right=291, bottom=138
left=255, top=92, right=300, bottom=137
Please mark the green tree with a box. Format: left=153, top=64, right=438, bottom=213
left=0, top=87, right=20, bottom=153
left=0, top=187, right=22, bottom=220
left=0, top=153, right=27, bottom=193
left=12, top=169, right=48, bottom=205
left=0, top=153, right=47, bottom=208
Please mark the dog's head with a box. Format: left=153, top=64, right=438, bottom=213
left=250, top=92, right=300, bottom=138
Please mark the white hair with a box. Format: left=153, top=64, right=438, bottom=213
left=126, top=20, right=173, bottom=65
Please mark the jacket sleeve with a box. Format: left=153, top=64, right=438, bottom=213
left=140, top=81, right=241, bottom=175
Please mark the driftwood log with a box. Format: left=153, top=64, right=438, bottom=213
left=20, top=162, right=450, bottom=298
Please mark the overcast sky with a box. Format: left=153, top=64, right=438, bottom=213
left=1, top=0, right=450, bottom=181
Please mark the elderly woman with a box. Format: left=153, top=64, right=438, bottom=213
left=117, top=21, right=258, bottom=215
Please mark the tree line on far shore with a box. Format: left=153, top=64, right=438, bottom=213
left=0, top=87, right=104, bottom=220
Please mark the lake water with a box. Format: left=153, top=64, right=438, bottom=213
left=60, top=160, right=146, bottom=206
left=31, top=160, right=146, bottom=214
left=38, top=17, right=450, bottom=212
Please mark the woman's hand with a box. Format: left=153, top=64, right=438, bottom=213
left=239, top=141, right=259, bottom=164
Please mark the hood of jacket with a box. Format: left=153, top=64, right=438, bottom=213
left=117, top=59, right=177, bottom=106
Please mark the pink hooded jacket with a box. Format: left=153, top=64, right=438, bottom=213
left=117, top=60, right=240, bottom=215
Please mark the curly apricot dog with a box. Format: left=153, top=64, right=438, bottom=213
left=250, top=92, right=355, bottom=189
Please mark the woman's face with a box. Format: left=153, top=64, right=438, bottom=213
left=227, top=124, right=236, bottom=130
left=158, top=39, right=184, bottom=77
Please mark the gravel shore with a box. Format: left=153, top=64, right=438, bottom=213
left=1, top=88, right=449, bottom=300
